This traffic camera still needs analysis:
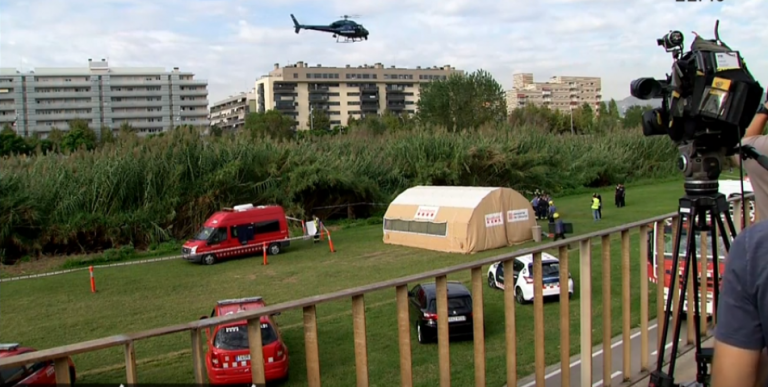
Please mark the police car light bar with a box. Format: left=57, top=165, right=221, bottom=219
left=217, top=297, right=263, bottom=306
left=0, top=343, right=20, bottom=351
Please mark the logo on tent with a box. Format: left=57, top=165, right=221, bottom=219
left=485, top=212, right=504, bottom=228
left=414, top=206, right=439, bottom=221
left=507, top=209, right=529, bottom=223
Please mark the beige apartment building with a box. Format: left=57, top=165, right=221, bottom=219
left=506, top=73, right=602, bottom=114
left=254, top=61, right=462, bottom=129
left=0, top=59, right=209, bottom=137
left=209, top=91, right=256, bottom=130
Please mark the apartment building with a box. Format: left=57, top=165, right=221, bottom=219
left=209, top=91, right=256, bottom=130
left=0, top=59, right=209, bottom=137
left=506, top=73, right=602, bottom=114
left=254, top=61, right=463, bottom=129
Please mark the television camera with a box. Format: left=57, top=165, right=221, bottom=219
left=630, top=20, right=764, bottom=196
left=633, top=21, right=768, bottom=387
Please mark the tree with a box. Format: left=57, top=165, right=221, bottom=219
left=608, top=99, right=621, bottom=120
left=572, top=102, right=594, bottom=133
left=0, top=124, right=29, bottom=156
left=61, top=119, right=97, bottom=152
left=100, top=125, right=115, bottom=144
left=47, top=127, right=64, bottom=153
left=623, top=104, right=656, bottom=129
left=210, top=124, right=223, bottom=137
left=306, top=108, right=331, bottom=131
left=244, top=110, right=294, bottom=140
left=417, top=69, right=507, bottom=132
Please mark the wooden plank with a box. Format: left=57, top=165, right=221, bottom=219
left=395, top=285, right=413, bottom=387
left=602, top=235, right=612, bottom=387
left=580, top=239, right=593, bottom=387
left=671, top=217, right=681, bottom=337
left=699, top=231, right=708, bottom=335
left=190, top=328, right=206, bottom=385
left=621, top=230, right=631, bottom=379
left=686, top=246, right=695, bottom=344
left=124, top=341, right=138, bottom=385
left=656, top=220, right=666, bottom=351
left=533, top=252, right=545, bottom=387
left=558, top=245, right=571, bottom=387
left=247, top=318, right=266, bottom=387
left=504, top=259, right=517, bottom=387
left=352, top=295, right=369, bottom=387
left=470, top=267, right=486, bottom=387
left=734, top=199, right=743, bottom=232
left=54, top=358, right=71, bottom=385
left=638, top=226, right=649, bottom=372
left=435, top=275, right=451, bottom=387
left=304, top=305, right=322, bottom=387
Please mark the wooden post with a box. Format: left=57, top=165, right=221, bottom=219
left=558, top=245, right=571, bottom=387
left=602, top=235, right=612, bottom=387
left=533, top=252, right=545, bottom=387
left=247, top=318, right=266, bottom=386
left=656, top=221, right=666, bottom=351
left=352, top=295, right=369, bottom=387
left=190, top=328, right=206, bottom=385
left=53, top=358, right=71, bottom=385
left=395, top=285, right=413, bottom=387
left=504, top=259, right=517, bottom=387
left=124, top=341, right=138, bottom=385
left=304, top=305, right=322, bottom=387
left=580, top=239, right=593, bottom=387
left=471, top=267, right=486, bottom=387
left=435, top=275, right=451, bottom=387
left=638, top=226, right=650, bottom=372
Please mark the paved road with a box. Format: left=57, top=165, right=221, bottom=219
left=515, top=319, right=705, bottom=387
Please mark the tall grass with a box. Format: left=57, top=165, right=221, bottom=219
left=0, top=125, right=678, bottom=259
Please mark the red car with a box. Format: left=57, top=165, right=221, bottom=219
left=200, top=297, right=289, bottom=384
left=0, top=343, right=76, bottom=386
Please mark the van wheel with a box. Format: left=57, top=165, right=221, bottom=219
left=268, top=243, right=281, bottom=255
left=202, top=254, right=216, bottom=265
left=515, top=287, right=526, bottom=304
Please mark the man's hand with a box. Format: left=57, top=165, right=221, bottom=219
left=744, top=101, right=768, bottom=138
left=712, top=340, right=763, bottom=387
left=759, top=101, right=768, bottom=115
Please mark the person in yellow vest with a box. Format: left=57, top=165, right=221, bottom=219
left=553, top=213, right=566, bottom=240
left=591, top=194, right=601, bottom=221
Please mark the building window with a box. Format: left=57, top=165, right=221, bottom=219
left=383, top=219, right=447, bottom=237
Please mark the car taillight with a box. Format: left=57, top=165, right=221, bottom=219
left=211, top=355, right=221, bottom=368
left=423, top=312, right=438, bottom=320
left=524, top=276, right=534, bottom=284
left=276, top=343, right=285, bottom=360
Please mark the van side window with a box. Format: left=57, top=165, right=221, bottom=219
left=234, top=224, right=255, bottom=243
left=254, top=220, right=281, bottom=234
left=230, top=226, right=238, bottom=238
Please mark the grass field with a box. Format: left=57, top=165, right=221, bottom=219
left=0, top=180, right=686, bottom=387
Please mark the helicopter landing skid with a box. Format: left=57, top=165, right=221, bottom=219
left=335, top=36, right=365, bottom=43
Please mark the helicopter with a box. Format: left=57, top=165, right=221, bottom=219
left=290, top=14, right=369, bottom=43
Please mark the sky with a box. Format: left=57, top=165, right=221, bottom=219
left=1, top=0, right=766, bottom=104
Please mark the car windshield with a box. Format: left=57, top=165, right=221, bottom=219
left=664, top=231, right=726, bottom=261
left=529, top=262, right=560, bottom=277
left=194, top=226, right=214, bottom=241
left=212, top=323, right=278, bottom=350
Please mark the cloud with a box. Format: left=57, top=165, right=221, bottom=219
left=0, top=0, right=765, bottom=104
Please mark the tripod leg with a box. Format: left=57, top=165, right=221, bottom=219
left=667, top=210, right=698, bottom=377
left=656, top=210, right=687, bottom=373
left=690, top=209, right=706, bottom=384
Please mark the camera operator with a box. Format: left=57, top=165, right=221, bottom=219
left=712, top=103, right=768, bottom=387
left=731, top=102, right=768, bottom=221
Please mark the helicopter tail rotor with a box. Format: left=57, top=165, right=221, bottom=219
left=290, top=14, right=301, bottom=34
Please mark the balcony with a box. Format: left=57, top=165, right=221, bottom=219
left=0, top=193, right=754, bottom=387
left=359, top=84, right=378, bottom=91
left=176, top=79, right=208, bottom=87
left=308, top=94, right=329, bottom=102
left=275, top=101, right=296, bottom=111
left=110, top=111, right=166, bottom=119
left=109, top=90, right=168, bottom=98
left=273, top=83, right=296, bottom=93
left=107, top=79, right=168, bottom=87
left=386, top=93, right=406, bottom=101
left=308, top=86, right=330, bottom=94
left=386, top=102, right=406, bottom=110
left=385, top=86, right=406, bottom=93
left=361, top=102, right=378, bottom=112
left=176, top=89, right=207, bottom=97
left=109, top=100, right=167, bottom=108
left=32, top=80, right=93, bottom=87
left=29, top=91, right=96, bottom=99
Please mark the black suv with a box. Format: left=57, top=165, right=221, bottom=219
left=408, top=281, right=474, bottom=344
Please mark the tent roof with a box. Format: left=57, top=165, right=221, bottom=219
left=390, top=186, right=499, bottom=209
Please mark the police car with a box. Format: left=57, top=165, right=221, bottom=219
left=487, top=253, right=574, bottom=304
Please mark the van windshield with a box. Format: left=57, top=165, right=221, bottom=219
left=194, top=226, right=215, bottom=241
left=213, top=323, right=278, bottom=350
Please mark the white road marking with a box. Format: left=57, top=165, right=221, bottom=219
left=651, top=341, right=674, bottom=356
left=520, top=323, right=660, bottom=387
left=592, top=371, right=622, bottom=387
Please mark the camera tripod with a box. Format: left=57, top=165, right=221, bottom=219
left=648, top=192, right=738, bottom=387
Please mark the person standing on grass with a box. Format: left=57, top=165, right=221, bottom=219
left=313, top=216, right=321, bottom=243
left=597, top=194, right=603, bottom=218
left=548, top=200, right=557, bottom=223
left=531, top=195, right=540, bottom=219
left=591, top=194, right=601, bottom=221
left=553, top=213, right=566, bottom=241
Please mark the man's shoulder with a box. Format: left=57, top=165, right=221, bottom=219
left=741, top=135, right=768, bottom=150
left=735, top=222, right=768, bottom=262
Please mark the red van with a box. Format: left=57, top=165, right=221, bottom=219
left=200, top=297, right=289, bottom=384
left=182, top=204, right=290, bottom=265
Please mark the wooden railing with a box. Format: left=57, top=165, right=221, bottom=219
left=0, top=195, right=758, bottom=387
